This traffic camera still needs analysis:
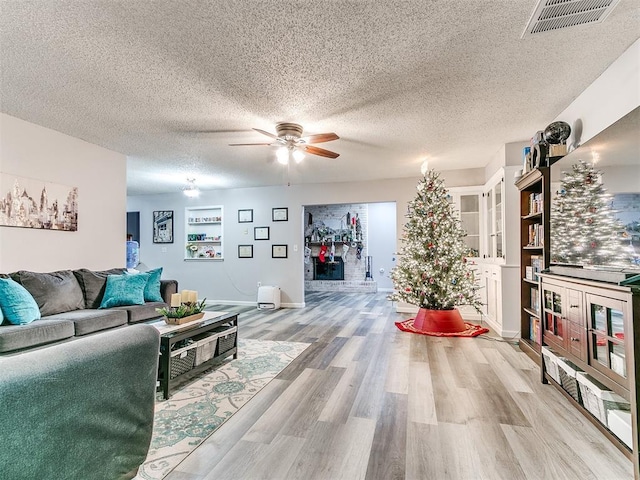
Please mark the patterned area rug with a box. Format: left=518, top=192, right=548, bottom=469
left=135, top=338, right=310, bottom=480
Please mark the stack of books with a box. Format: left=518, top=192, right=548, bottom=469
left=528, top=193, right=543, bottom=215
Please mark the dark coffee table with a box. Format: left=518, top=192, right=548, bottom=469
left=148, top=311, right=238, bottom=399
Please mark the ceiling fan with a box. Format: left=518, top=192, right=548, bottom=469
left=229, top=123, right=340, bottom=163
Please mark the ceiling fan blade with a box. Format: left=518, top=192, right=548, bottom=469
left=301, top=132, right=340, bottom=144
left=229, top=142, right=274, bottom=146
left=253, top=128, right=279, bottom=140
left=303, top=145, right=340, bottom=159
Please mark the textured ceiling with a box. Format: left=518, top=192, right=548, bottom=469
left=1, top=1, right=639, bottom=195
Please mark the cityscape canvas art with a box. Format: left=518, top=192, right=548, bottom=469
left=0, top=173, right=78, bottom=231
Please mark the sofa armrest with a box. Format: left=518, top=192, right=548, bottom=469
left=0, top=324, right=160, bottom=479
left=160, top=279, right=178, bottom=304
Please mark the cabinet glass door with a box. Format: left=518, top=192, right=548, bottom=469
left=542, top=285, right=565, bottom=347
left=460, top=194, right=480, bottom=257
left=485, top=189, right=494, bottom=258
left=494, top=182, right=503, bottom=258
left=587, top=294, right=626, bottom=381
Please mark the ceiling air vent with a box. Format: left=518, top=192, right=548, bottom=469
left=521, top=0, right=622, bottom=37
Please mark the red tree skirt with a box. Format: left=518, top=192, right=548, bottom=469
left=395, top=317, right=489, bottom=337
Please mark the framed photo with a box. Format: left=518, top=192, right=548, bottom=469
left=272, top=207, right=288, bottom=222
left=153, top=210, right=174, bottom=243
left=238, top=245, right=253, bottom=258
left=272, top=244, right=288, bottom=258
left=238, top=209, right=253, bottom=223
left=254, top=226, right=270, bottom=240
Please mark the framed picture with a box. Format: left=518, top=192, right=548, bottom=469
left=272, top=207, right=288, bottom=222
left=238, top=245, right=253, bottom=258
left=272, top=244, right=288, bottom=258
left=254, top=226, right=270, bottom=240
left=153, top=210, right=174, bottom=243
left=238, top=209, right=253, bottom=223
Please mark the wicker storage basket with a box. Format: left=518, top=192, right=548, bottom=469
left=216, top=327, right=238, bottom=356
left=541, top=346, right=561, bottom=384
left=576, top=372, right=630, bottom=427
left=170, top=346, right=196, bottom=378
left=556, top=357, right=583, bottom=404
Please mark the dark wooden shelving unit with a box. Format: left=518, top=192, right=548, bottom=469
left=515, top=167, right=550, bottom=363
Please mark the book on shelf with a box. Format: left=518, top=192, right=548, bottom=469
left=525, top=266, right=534, bottom=280
left=528, top=192, right=543, bottom=215
left=529, top=316, right=541, bottom=344
left=531, top=255, right=542, bottom=281
left=527, top=224, right=544, bottom=247
left=530, top=286, right=540, bottom=314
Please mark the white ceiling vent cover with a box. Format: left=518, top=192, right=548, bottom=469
left=522, top=0, right=622, bottom=37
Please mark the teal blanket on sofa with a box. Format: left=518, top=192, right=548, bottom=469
left=0, top=324, right=160, bottom=479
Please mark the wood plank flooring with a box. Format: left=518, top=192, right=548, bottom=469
left=167, top=292, right=632, bottom=480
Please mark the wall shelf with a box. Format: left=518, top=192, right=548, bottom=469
left=185, top=205, right=224, bottom=260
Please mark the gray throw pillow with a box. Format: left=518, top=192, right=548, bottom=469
left=12, top=270, right=85, bottom=317
left=73, top=268, right=126, bottom=309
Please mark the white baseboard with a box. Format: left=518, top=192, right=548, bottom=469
left=204, top=300, right=305, bottom=309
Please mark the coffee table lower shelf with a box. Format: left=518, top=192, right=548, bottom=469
left=154, top=311, right=238, bottom=399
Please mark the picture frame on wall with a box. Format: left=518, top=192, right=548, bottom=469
left=272, top=207, right=288, bottom=222
left=272, top=244, right=288, bottom=258
left=254, top=226, right=270, bottom=240
left=238, top=244, right=253, bottom=258
left=238, top=209, right=253, bottom=223
left=153, top=210, right=174, bottom=243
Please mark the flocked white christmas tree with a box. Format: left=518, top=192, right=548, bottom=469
left=550, top=160, right=623, bottom=266
left=389, top=170, right=481, bottom=312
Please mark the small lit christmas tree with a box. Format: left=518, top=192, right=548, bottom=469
left=550, top=160, right=623, bottom=266
left=389, top=170, right=481, bottom=312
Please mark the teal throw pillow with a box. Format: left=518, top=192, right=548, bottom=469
left=0, top=278, right=41, bottom=325
left=99, top=273, right=149, bottom=309
left=126, top=267, right=163, bottom=302
left=143, top=267, right=163, bottom=302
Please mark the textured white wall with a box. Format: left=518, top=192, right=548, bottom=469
left=0, top=113, right=126, bottom=273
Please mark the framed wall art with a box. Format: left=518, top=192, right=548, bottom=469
left=272, top=207, right=288, bottom=222
left=153, top=210, right=174, bottom=243
left=272, top=244, right=288, bottom=258
left=238, top=244, right=253, bottom=258
left=0, top=172, right=78, bottom=231
left=238, top=209, right=253, bottom=223
left=254, top=226, right=270, bottom=240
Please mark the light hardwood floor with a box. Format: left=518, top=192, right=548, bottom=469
left=167, top=291, right=632, bottom=480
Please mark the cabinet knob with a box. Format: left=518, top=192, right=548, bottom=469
left=571, top=337, right=580, bottom=342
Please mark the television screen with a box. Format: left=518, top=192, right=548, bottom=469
left=549, top=107, right=640, bottom=272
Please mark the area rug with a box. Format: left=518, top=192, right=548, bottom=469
left=134, top=338, right=310, bottom=480
left=395, top=318, right=489, bottom=337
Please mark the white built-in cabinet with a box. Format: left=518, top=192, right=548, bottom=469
left=445, top=167, right=521, bottom=337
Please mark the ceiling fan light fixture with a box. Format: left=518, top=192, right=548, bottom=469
left=292, top=149, right=305, bottom=164
left=183, top=178, right=200, bottom=197
left=276, top=147, right=290, bottom=165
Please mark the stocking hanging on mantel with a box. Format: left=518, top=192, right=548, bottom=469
left=319, top=244, right=328, bottom=263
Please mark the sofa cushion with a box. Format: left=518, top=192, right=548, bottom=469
left=0, top=278, right=41, bottom=325
left=99, top=273, right=149, bottom=309
left=11, top=270, right=84, bottom=317
left=73, top=268, right=126, bottom=309
left=113, top=302, right=166, bottom=324
left=0, top=319, right=75, bottom=353
left=45, top=309, right=128, bottom=336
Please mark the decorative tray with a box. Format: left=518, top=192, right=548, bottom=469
left=164, top=312, right=204, bottom=325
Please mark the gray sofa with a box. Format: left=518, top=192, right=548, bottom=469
left=0, top=323, right=160, bottom=479
left=0, top=268, right=178, bottom=478
left=0, top=268, right=178, bottom=354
